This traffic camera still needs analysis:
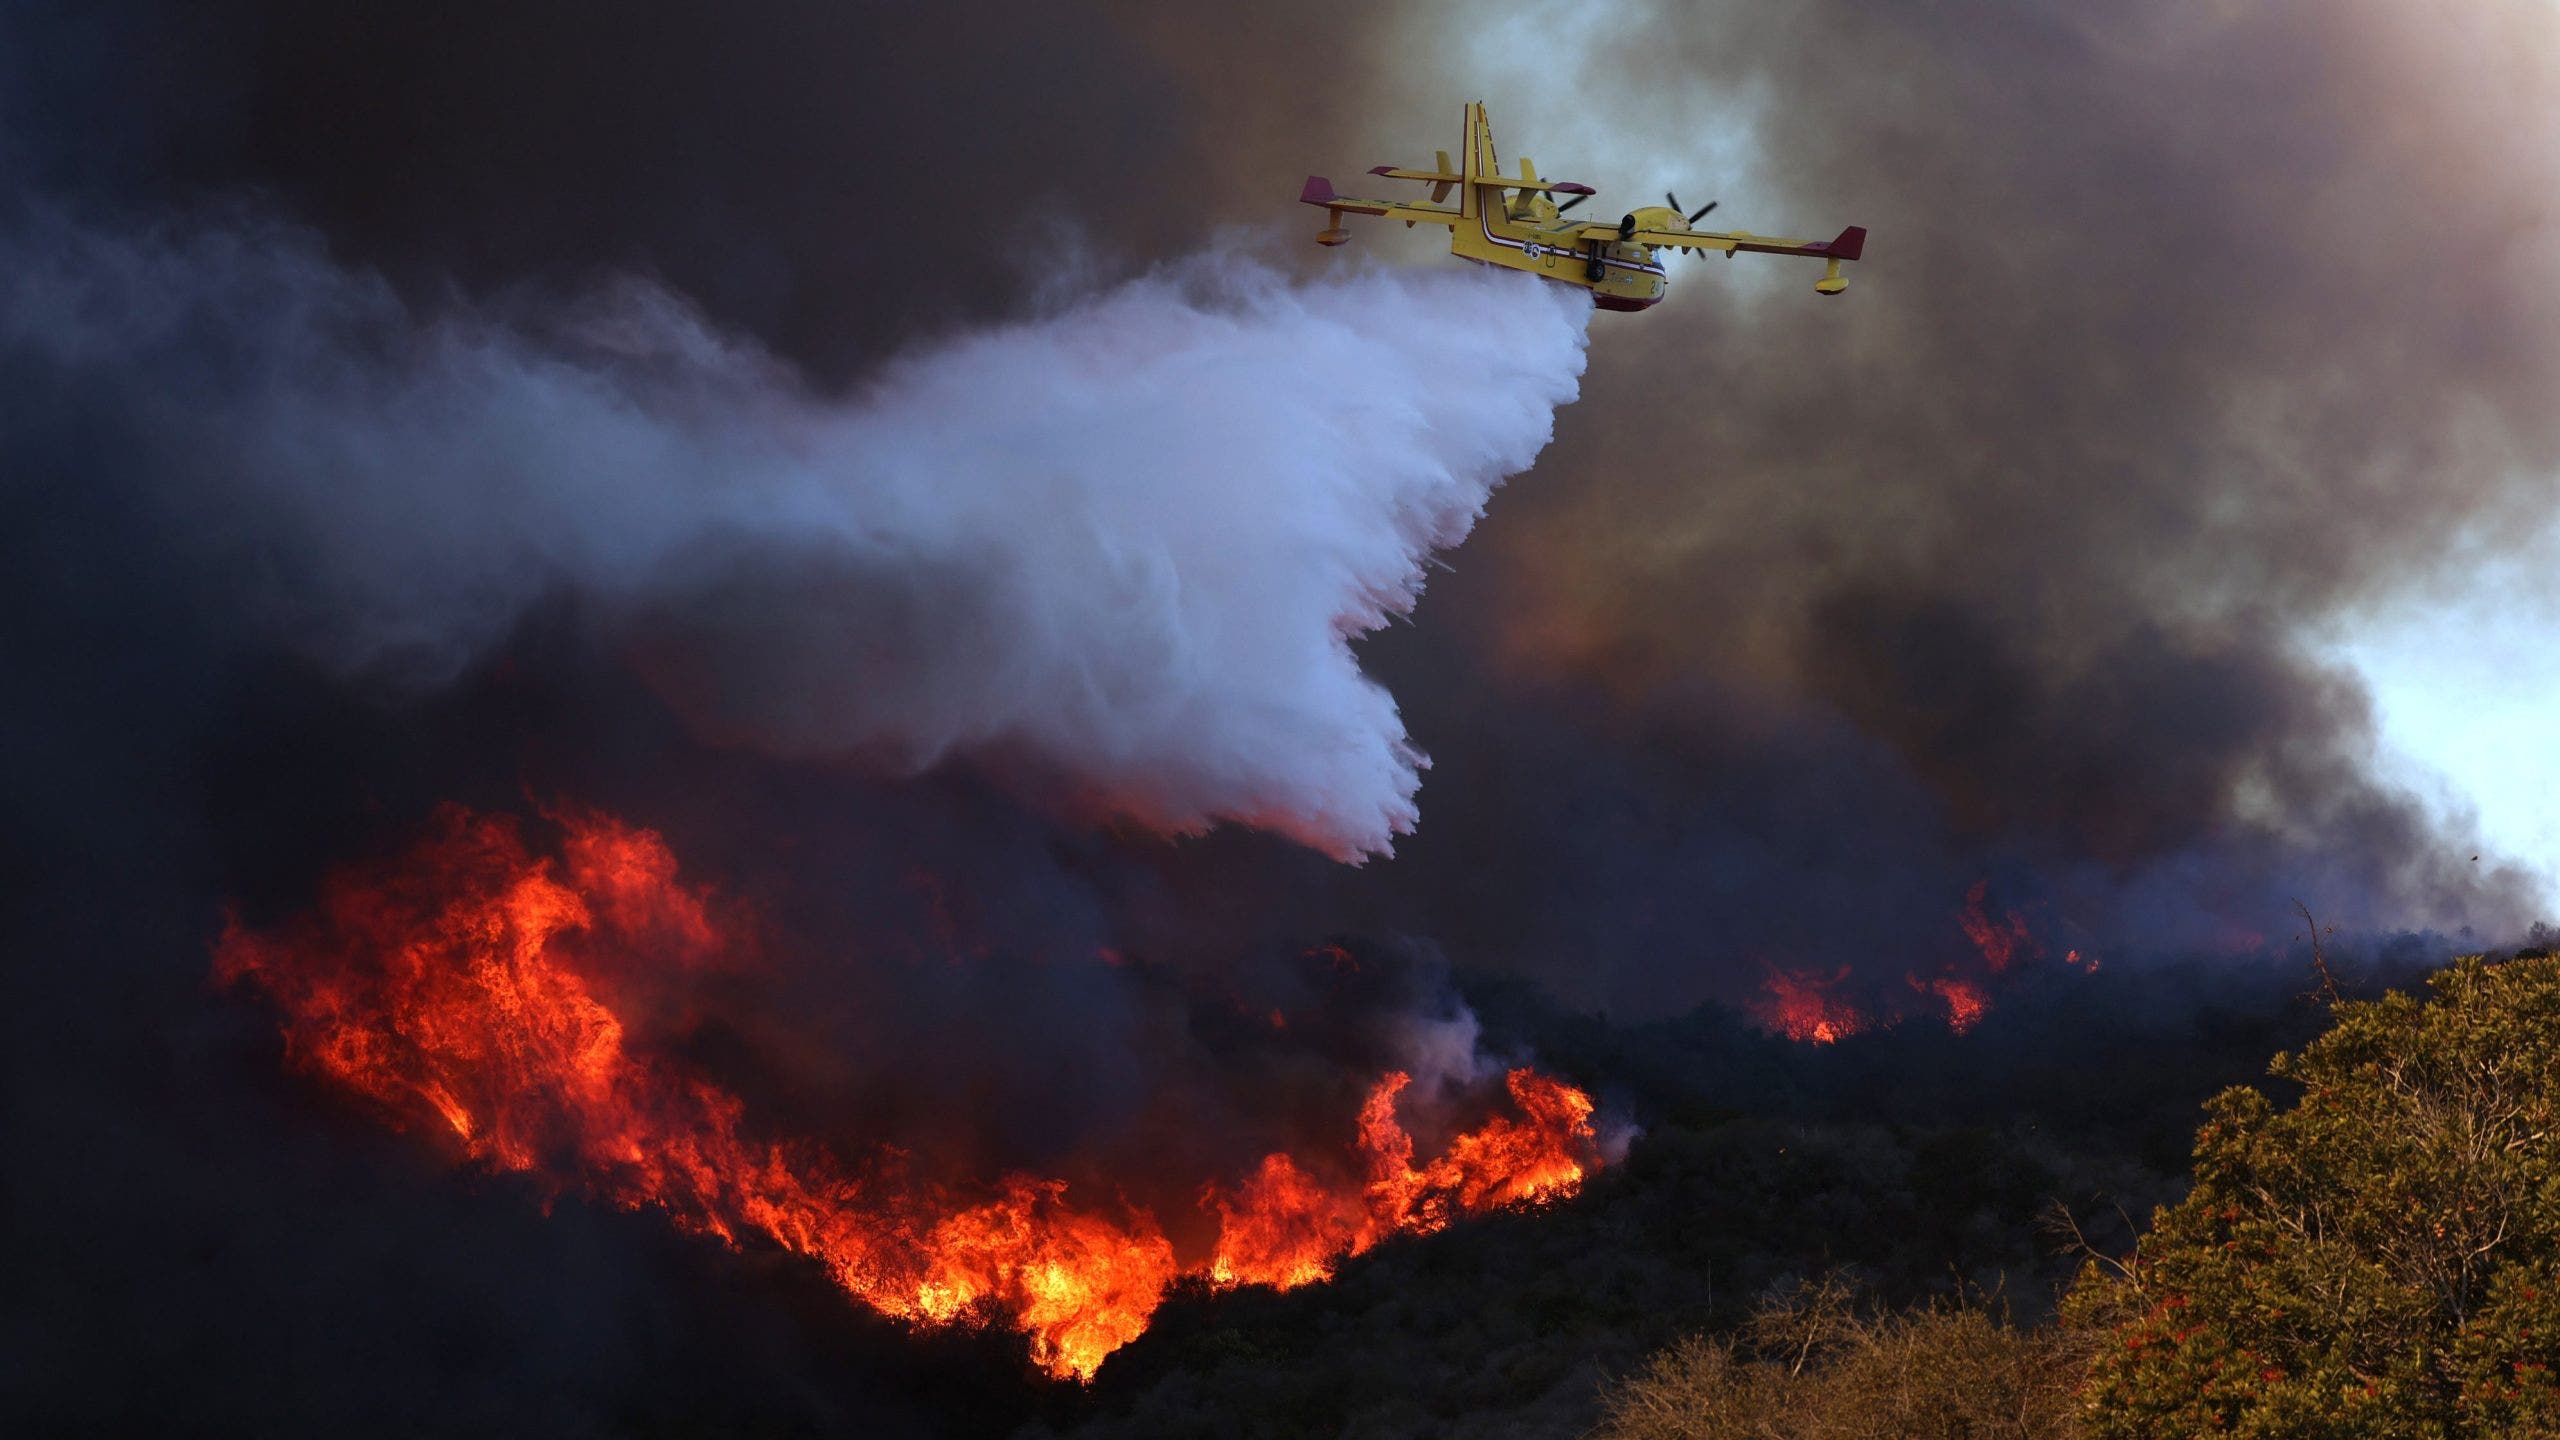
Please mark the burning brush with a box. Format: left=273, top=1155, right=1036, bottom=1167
left=216, top=805, right=1606, bottom=1379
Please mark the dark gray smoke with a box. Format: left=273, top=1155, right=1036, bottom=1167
left=1276, top=0, right=2560, bottom=1012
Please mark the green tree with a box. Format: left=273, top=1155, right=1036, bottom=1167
left=2069, top=955, right=2560, bottom=1438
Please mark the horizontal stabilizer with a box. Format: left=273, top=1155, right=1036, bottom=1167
left=1368, top=165, right=1593, bottom=196
left=1296, top=175, right=1461, bottom=230
left=1368, top=165, right=1464, bottom=183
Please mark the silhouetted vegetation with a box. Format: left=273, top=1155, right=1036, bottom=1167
left=1027, top=947, right=2426, bottom=1437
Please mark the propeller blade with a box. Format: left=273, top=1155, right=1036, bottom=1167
left=1665, top=192, right=1683, bottom=214
left=1688, top=200, right=1719, bottom=223
left=1554, top=192, right=1591, bottom=214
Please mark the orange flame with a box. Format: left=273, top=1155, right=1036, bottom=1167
left=1753, top=965, right=1866, bottom=1044
left=1958, top=880, right=2039, bottom=973
left=1207, top=1067, right=1596, bottom=1289
left=215, top=805, right=1601, bottom=1380
left=1752, top=884, right=2094, bottom=1046
left=1920, top=974, right=1989, bottom=1033
left=1206, top=1152, right=1369, bottom=1288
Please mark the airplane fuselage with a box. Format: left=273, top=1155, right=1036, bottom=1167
left=1455, top=204, right=1667, bottom=311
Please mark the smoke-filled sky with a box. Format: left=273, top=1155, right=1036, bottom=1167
left=8, top=0, right=2557, bottom=1086
left=7, top=0, right=2560, bottom=1427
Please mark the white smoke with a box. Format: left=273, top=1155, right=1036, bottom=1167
left=1, top=209, right=1589, bottom=860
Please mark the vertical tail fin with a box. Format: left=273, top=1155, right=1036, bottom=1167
left=1459, top=103, right=1484, bottom=218
left=1461, top=102, right=1503, bottom=219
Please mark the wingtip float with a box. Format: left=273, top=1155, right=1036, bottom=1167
left=1302, top=102, right=1867, bottom=308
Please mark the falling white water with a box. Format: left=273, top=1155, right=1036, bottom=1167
left=1, top=212, right=1591, bottom=859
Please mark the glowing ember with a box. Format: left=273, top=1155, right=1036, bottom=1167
left=1958, top=880, right=2039, bottom=973
left=1920, top=974, right=1989, bottom=1033
left=1754, top=965, right=1866, bottom=1044
left=1753, top=884, right=2093, bottom=1046
left=215, top=805, right=1602, bottom=1380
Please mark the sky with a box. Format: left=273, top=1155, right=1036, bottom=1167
left=2329, top=517, right=2560, bottom=904
left=8, top=0, right=2558, bottom=1008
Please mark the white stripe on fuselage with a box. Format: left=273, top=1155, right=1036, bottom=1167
left=1478, top=200, right=1667, bottom=278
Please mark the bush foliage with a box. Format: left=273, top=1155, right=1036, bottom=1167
left=1596, top=1274, right=2088, bottom=1440
left=2068, top=955, right=2560, bottom=1438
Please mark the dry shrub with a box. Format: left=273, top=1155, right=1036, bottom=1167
left=1596, top=1275, right=2088, bottom=1440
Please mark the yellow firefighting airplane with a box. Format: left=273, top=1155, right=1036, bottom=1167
left=1300, top=102, right=1865, bottom=310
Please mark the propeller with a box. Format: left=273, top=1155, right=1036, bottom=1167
left=1554, top=191, right=1592, bottom=215
left=1665, top=192, right=1719, bottom=224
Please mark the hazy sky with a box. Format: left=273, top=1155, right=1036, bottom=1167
left=2330, top=516, right=2560, bottom=904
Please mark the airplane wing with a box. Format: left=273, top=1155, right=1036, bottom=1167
left=1300, top=176, right=1461, bottom=229
left=1564, top=222, right=1867, bottom=261
left=1695, top=225, right=1866, bottom=260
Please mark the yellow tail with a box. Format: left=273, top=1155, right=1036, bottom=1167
left=1459, top=102, right=1499, bottom=219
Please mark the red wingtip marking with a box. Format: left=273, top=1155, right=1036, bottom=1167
left=1299, top=176, right=1339, bottom=207
left=1827, top=225, right=1867, bottom=261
